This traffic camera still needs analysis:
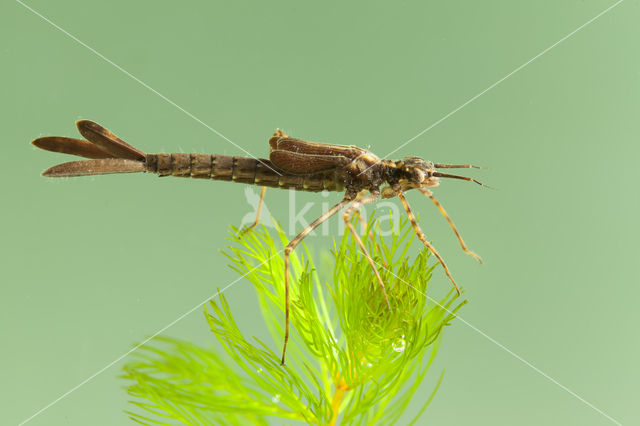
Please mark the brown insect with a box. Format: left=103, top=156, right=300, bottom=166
left=32, top=120, right=486, bottom=364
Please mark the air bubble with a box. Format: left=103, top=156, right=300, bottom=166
left=360, top=359, right=373, bottom=369
left=392, top=338, right=406, bottom=353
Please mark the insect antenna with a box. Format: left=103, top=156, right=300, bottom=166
left=432, top=172, right=493, bottom=189
left=433, top=163, right=483, bottom=169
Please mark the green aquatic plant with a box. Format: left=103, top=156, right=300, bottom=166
left=122, top=215, right=465, bottom=425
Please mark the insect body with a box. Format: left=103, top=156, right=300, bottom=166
left=32, top=120, right=485, bottom=364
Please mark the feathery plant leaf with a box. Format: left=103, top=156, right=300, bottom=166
left=123, top=213, right=466, bottom=425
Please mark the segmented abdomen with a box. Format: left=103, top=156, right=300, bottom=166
left=145, top=153, right=344, bottom=192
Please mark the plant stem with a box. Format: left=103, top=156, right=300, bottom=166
left=329, top=378, right=349, bottom=426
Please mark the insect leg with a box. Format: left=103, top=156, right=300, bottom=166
left=396, top=189, right=462, bottom=296
left=355, top=212, right=388, bottom=267
left=281, top=194, right=355, bottom=365
left=353, top=191, right=387, bottom=267
left=240, top=186, right=267, bottom=234
left=418, top=188, right=482, bottom=263
left=343, top=191, right=391, bottom=309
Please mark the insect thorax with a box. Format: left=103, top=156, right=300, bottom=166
left=341, top=152, right=388, bottom=192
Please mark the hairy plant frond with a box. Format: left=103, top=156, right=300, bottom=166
left=123, top=212, right=465, bottom=425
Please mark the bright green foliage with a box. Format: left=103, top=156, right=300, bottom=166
left=123, top=215, right=465, bottom=425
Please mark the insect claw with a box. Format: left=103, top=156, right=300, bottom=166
left=468, top=250, right=483, bottom=264
left=238, top=225, right=255, bottom=235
